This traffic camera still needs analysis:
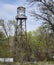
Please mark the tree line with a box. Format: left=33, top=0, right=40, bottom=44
left=0, top=19, right=54, bottom=61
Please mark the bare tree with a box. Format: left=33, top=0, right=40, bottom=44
left=0, top=19, right=14, bottom=45
left=27, top=0, right=54, bottom=32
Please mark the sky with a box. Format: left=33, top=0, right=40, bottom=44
left=0, top=0, right=42, bottom=32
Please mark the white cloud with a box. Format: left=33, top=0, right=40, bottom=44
left=0, top=3, right=17, bottom=20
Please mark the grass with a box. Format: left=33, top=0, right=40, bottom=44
left=48, top=61, right=54, bottom=64
left=0, top=61, right=54, bottom=65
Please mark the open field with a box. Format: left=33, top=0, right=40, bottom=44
left=0, top=61, right=54, bottom=65
left=20, top=61, right=54, bottom=65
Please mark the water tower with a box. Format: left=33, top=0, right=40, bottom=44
left=14, top=6, right=30, bottom=62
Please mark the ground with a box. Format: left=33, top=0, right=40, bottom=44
left=0, top=61, right=54, bottom=65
